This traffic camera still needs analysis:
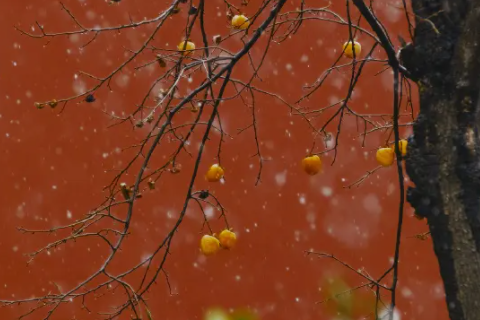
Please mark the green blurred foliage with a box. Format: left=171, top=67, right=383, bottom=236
left=204, top=307, right=258, bottom=320
left=321, top=275, right=377, bottom=319
left=201, top=275, right=376, bottom=320
left=231, top=308, right=259, bottom=320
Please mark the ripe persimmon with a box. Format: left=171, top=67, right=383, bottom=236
left=302, top=155, right=322, bottom=175
left=177, top=40, right=195, bottom=56
left=376, top=148, right=395, bottom=167
left=206, top=164, right=224, bottom=182
left=200, top=235, right=220, bottom=255
left=343, top=40, right=361, bottom=59
left=219, top=229, right=237, bottom=249
left=231, top=15, right=250, bottom=30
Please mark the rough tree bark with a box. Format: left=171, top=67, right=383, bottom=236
left=405, top=0, right=480, bottom=319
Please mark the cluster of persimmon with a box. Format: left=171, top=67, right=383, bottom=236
left=375, top=139, right=408, bottom=167
left=200, top=229, right=237, bottom=255
left=194, top=40, right=361, bottom=179
left=201, top=165, right=236, bottom=255
left=177, top=19, right=359, bottom=59
left=300, top=139, right=407, bottom=176
left=176, top=14, right=250, bottom=56
left=36, top=35, right=360, bottom=107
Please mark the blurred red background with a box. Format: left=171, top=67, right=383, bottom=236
left=0, top=0, right=448, bottom=319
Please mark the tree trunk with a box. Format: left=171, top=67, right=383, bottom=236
left=405, top=1, right=480, bottom=319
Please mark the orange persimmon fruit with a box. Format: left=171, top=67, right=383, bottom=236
left=177, top=40, right=195, bottom=56
left=231, top=14, right=250, bottom=30
left=342, top=40, right=361, bottom=59
left=302, top=155, right=322, bottom=175
left=376, top=147, right=395, bottom=167
left=219, top=229, right=237, bottom=249
left=200, top=235, right=220, bottom=255
left=206, top=164, right=224, bottom=182
left=391, top=139, right=408, bottom=156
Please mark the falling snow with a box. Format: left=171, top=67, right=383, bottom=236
left=0, top=2, right=445, bottom=320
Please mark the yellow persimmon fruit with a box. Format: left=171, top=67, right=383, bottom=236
left=376, top=147, right=395, bottom=167
left=231, top=14, right=250, bottom=30
left=219, top=229, right=237, bottom=249
left=177, top=40, right=195, bottom=56
left=205, top=164, right=225, bottom=182
left=200, top=235, right=220, bottom=255
left=302, top=155, right=322, bottom=175
left=342, top=40, right=361, bottom=59
left=391, top=139, right=408, bottom=156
